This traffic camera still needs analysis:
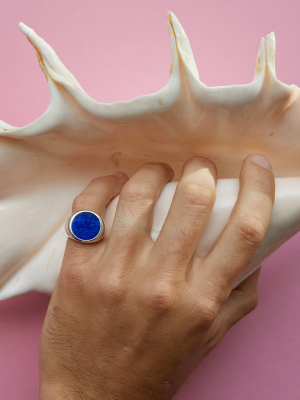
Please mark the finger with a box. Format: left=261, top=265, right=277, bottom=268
left=72, top=172, right=128, bottom=216
left=194, top=153, right=274, bottom=301
left=201, top=267, right=261, bottom=360
left=58, top=172, right=129, bottom=297
left=63, top=172, right=128, bottom=260
left=153, top=156, right=217, bottom=273
left=107, top=162, right=174, bottom=251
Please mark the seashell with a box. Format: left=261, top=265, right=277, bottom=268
left=1, top=11, right=300, bottom=300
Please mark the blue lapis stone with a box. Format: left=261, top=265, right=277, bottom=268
left=71, top=212, right=101, bottom=241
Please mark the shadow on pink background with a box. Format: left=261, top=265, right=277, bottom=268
left=1, top=0, right=300, bottom=398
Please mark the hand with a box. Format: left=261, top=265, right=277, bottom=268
left=39, top=154, right=275, bottom=400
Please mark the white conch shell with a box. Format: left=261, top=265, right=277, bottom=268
left=1, top=11, right=300, bottom=300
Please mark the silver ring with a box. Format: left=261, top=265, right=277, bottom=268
left=65, top=210, right=105, bottom=243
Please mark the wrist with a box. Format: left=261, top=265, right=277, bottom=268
left=39, top=375, right=126, bottom=400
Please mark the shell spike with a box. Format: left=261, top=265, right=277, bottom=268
left=253, top=37, right=266, bottom=82
left=18, top=22, right=31, bottom=35
left=167, top=11, right=199, bottom=81
left=18, top=21, right=87, bottom=95
left=253, top=32, right=277, bottom=84
left=265, top=31, right=276, bottom=77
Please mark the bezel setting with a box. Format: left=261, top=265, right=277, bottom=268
left=65, top=210, right=105, bottom=243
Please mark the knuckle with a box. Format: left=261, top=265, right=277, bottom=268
left=235, top=215, right=266, bottom=249
left=90, top=177, right=106, bottom=185
left=179, top=182, right=215, bottom=213
left=185, top=156, right=217, bottom=172
left=192, top=297, right=220, bottom=324
left=90, top=177, right=112, bottom=191
left=62, top=260, right=93, bottom=289
left=120, top=181, right=154, bottom=205
left=139, top=282, right=176, bottom=312
left=72, top=194, right=85, bottom=211
left=141, top=162, right=170, bottom=173
left=72, top=191, right=99, bottom=210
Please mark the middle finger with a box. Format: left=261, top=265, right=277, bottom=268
left=107, top=162, right=174, bottom=252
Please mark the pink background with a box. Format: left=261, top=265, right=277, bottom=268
left=1, top=0, right=300, bottom=398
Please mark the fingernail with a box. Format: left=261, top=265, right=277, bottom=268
left=248, top=154, right=272, bottom=170
left=112, top=171, right=127, bottom=179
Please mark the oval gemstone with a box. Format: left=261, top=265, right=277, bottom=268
left=71, top=212, right=101, bottom=241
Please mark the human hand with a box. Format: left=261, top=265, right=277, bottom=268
left=39, top=154, right=274, bottom=400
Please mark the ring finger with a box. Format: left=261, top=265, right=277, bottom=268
left=64, top=172, right=129, bottom=257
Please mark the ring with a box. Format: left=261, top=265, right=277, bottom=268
left=65, top=211, right=105, bottom=243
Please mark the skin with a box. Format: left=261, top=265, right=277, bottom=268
left=39, top=154, right=275, bottom=400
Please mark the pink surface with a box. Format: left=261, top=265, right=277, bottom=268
left=1, top=0, right=300, bottom=398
